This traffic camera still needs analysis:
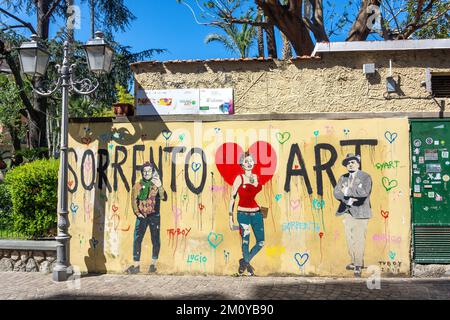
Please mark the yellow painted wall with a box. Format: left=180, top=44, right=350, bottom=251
left=68, top=118, right=411, bottom=277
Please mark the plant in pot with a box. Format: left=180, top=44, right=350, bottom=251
left=113, top=84, right=134, bottom=116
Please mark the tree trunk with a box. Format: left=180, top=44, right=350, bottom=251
left=305, top=0, right=329, bottom=42
left=265, top=15, right=278, bottom=59
left=281, top=32, right=293, bottom=60
left=66, top=0, right=74, bottom=43
left=6, top=122, right=23, bottom=166
left=346, top=0, right=381, bottom=41
left=257, top=7, right=265, bottom=58
left=30, top=0, right=51, bottom=149
left=257, top=0, right=314, bottom=56
left=90, top=0, right=95, bottom=38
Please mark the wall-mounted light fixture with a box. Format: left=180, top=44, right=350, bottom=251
left=386, top=59, right=397, bottom=93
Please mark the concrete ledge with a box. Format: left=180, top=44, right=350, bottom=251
left=69, top=111, right=450, bottom=123
left=0, top=240, right=57, bottom=251
left=413, top=264, right=450, bottom=278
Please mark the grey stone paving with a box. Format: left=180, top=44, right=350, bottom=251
left=0, top=272, right=449, bottom=300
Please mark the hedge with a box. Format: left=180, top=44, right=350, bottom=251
left=5, top=158, right=59, bottom=238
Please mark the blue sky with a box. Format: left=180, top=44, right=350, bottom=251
left=8, top=0, right=358, bottom=61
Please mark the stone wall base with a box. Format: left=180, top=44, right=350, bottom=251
left=0, top=249, right=56, bottom=273
left=413, top=263, right=450, bottom=277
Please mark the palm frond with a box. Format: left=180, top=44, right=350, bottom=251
left=204, top=33, right=238, bottom=55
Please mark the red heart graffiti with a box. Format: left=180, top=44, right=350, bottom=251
left=294, top=165, right=299, bottom=169
left=112, top=205, right=119, bottom=213
left=198, top=204, right=205, bottom=211
left=381, top=210, right=389, bottom=219
left=68, top=181, right=74, bottom=188
left=81, top=137, right=92, bottom=145
left=215, top=141, right=277, bottom=186
left=319, top=232, right=324, bottom=239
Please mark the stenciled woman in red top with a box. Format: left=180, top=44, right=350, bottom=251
left=229, top=151, right=264, bottom=276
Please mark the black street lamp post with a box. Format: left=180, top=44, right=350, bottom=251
left=17, top=31, right=113, bottom=281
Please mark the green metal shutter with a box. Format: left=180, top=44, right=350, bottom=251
left=410, top=120, right=450, bottom=263
left=413, top=226, right=450, bottom=263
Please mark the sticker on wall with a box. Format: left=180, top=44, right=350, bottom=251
left=419, top=157, right=425, bottom=164
left=413, top=164, right=417, bottom=169
left=426, top=163, right=442, bottom=173
left=416, top=177, right=422, bottom=183
left=425, top=149, right=438, bottom=161
left=424, top=185, right=432, bottom=189
left=434, top=141, right=440, bottom=146
left=413, top=193, right=422, bottom=198
left=429, top=174, right=442, bottom=182
left=428, top=192, right=435, bottom=198
left=443, top=175, right=450, bottom=182
left=426, top=137, right=433, bottom=145
left=414, top=185, right=420, bottom=193
left=442, top=151, right=449, bottom=159
left=413, top=139, right=422, bottom=147
left=436, top=193, right=443, bottom=201
left=414, top=148, right=420, bottom=155
left=446, top=161, right=450, bottom=166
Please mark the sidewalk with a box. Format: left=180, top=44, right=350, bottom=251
left=1, top=272, right=450, bottom=300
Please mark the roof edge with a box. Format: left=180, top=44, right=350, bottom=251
left=312, top=38, right=450, bottom=56
left=130, top=56, right=320, bottom=69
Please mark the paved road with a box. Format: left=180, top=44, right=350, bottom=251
left=0, top=272, right=449, bottom=300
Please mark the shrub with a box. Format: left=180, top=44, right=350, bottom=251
left=0, top=182, right=13, bottom=228
left=5, top=158, right=59, bottom=238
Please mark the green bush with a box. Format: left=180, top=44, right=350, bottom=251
left=0, top=182, right=13, bottom=228
left=5, top=159, right=59, bottom=238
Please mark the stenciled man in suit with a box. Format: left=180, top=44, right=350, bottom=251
left=333, top=153, right=372, bottom=277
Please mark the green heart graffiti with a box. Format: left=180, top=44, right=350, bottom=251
left=276, top=132, right=291, bottom=145
left=382, top=177, right=398, bottom=191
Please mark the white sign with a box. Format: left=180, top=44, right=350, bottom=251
left=135, top=88, right=234, bottom=115
left=199, top=88, right=234, bottom=114
left=136, top=89, right=200, bottom=115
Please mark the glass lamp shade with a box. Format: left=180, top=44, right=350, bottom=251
left=18, top=35, right=50, bottom=77
left=84, top=31, right=114, bottom=74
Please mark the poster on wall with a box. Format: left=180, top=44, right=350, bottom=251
left=135, top=89, right=200, bottom=115
left=135, top=88, right=234, bottom=115
left=199, top=88, right=234, bottom=114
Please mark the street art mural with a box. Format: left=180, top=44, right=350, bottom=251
left=333, top=153, right=373, bottom=277
left=67, top=118, right=411, bottom=277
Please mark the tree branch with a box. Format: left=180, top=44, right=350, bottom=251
left=0, top=39, right=38, bottom=120
left=288, top=0, right=302, bottom=14
left=225, top=17, right=268, bottom=27
left=402, top=2, right=450, bottom=39
left=0, top=8, right=37, bottom=34
left=0, top=24, right=29, bottom=32
left=42, top=0, right=64, bottom=22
